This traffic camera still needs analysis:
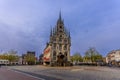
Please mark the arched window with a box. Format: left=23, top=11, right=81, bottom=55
left=53, top=51, right=56, bottom=60
left=64, top=52, right=67, bottom=56
left=59, top=38, right=62, bottom=42
left=64, top=39, right=67, bottom=43
left=64, top=45, right=67, bottom=50
left=60, top=35, right=62, bottom=37
left=54, top=38, right=56, bottom=42
left=59, top=26, right=62, bottom=29
left=53, top=51, right=56, bottom=56
left=59, top=44, right=62, bottom=50
left=53, top=43, right=56, bottom=48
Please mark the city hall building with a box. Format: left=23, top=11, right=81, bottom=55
left=43, top=13, right=71, bottom=66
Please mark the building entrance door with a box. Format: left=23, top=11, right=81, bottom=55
left=57, top=53, right=65, bottom=66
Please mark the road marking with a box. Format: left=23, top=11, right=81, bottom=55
left=71, top=69, right=83, bottom=72
left=10, top=69, right=45, bottom=80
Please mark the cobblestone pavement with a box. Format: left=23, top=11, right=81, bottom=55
left=7, top=65, right=120, bottom=80
left=0, top=67, right=45, bottom=80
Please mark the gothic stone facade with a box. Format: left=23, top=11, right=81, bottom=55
left=43, top=13, right=71, bottom=66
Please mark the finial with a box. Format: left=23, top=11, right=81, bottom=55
left=59, top=10, right=62, bottom=21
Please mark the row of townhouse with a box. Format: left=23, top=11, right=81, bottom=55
left=0, top=51, right=37, bottom=65
left=106, top=50, right=120, bottom=66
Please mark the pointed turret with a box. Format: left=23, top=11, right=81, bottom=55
left=50, top=27, right=52, bottom=37
left=69, top=31, right=71, bottom=38
left=59, top=11, right=62, bottom=21
left=57, top=11, right=63, bottom=24
left=53, top=27, right=55, bottom=34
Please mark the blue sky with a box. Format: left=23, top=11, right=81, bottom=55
left=0, top=0, right=120, bottom=57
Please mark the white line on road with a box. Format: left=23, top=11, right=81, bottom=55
left=71, top=69, right=84, bottom=72
left=10, top=69, right=46, bottom=80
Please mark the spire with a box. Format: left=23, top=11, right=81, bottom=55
left=53, top=27, right=55, bottom=34
left=59, top=11, right=62, bottom=21
left=50, top=26, right=52, bottom=36
left=55, top=25, right=57, bottom=33
left=69, top=31, right=71, bottom=38
left=57, top=11, right=63, bottom=24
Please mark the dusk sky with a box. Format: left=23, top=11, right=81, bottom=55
left=0, top=0, right=120, bottom=57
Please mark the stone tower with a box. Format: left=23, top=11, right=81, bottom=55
left=43, top=12, right=71, bottom=66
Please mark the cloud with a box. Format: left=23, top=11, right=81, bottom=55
left=0, top=0, right=120, bottom=57
left=69, top=0, right=120, bottom=56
